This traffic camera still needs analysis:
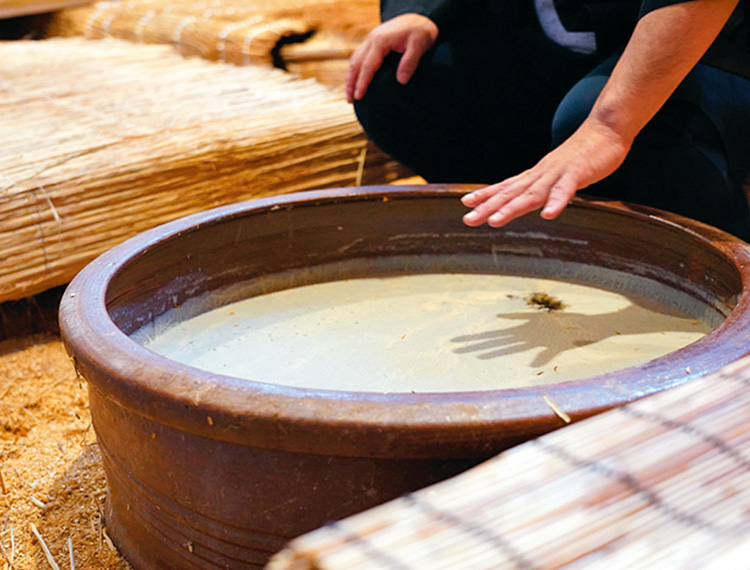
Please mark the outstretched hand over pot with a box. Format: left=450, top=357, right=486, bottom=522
left=461, top=119, right=631, bottom=227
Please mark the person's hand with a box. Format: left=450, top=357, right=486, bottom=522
left=461, top=119, right=633, bottom=227
left=461, top=0, right=739, bottom=230
left=346, top=14, right=439, bottom=103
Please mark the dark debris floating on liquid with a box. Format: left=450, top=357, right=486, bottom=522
left=527, top=292, right=565, bottom=312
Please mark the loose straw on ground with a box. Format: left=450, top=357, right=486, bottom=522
left=0, top=526, right=15, bottom=569
left=29, top=497, right=47, bottom=510
left=29, top=524, right=60, bottom=570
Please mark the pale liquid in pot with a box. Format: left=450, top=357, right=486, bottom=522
left=134, top=271, right=715, bottom=393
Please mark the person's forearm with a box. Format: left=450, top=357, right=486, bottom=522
left=460, top=0, right=740, bottom=229
left=587, top=0, right=739, bottom=145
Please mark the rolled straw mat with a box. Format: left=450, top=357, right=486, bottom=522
left=280, top=35, right=360, bottom=88
left=47, top=0, right=379, bottom=69
left=0, top=37, right=405, bottom=304
left=269, top=354, right=750, bottom=569
left=0, top=0, right=89, bottom=18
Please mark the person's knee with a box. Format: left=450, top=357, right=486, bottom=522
left=590, top=134, right=749, bottom=239
left=551, top=75, right=607, bottom=146
left=352, top=54, right=403, bottom=143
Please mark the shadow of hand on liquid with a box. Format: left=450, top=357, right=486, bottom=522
left=450, top=299, right=704, bottom=368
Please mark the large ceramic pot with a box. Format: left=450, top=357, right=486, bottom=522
left=59, top=184, right=750, bottom=569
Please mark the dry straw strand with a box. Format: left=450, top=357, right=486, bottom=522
left=543, top=395, right=571, bottom=423
left=30, top=524, right=61, bottom=570
left=0, top=526, right=15, bottom=569
left=29, top=497, right=47, bottom=510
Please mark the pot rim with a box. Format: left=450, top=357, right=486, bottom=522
left=59, top=185, right=750, bottom=458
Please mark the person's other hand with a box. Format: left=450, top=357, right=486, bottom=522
left=461, top=120, right=633, bottom=227
left=346, top=14, right=438, bottom=103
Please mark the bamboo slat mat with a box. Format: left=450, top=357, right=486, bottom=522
left=0, top=37, right=407, bottom=304
left=47, top=0, right=378, bottom=69
left=268, top=354, right=750, bottom=569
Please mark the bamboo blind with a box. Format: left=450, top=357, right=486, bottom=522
left=0, top=37, right=407, bottom=304
left=47, top=0, right=379, bottom=69
left=268, top=354, right=750, bottom=569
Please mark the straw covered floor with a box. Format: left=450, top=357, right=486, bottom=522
left=1, top=292, right=131, bottom=570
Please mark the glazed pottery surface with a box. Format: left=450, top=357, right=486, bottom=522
left=59, top=184, right=750, bottom=569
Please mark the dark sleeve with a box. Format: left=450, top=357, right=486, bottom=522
left=381, top=0, right=454, bottom=27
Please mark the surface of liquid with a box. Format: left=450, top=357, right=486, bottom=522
left=135, top=272, right=714, bottom=393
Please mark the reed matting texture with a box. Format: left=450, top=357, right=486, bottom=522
left=269, top=354, right=750, bottom=569
left=0, top=37, right=406, bottom=304
left=0, top=0, right=88, bottom=18
left=48, top=0, right=378, bottom=72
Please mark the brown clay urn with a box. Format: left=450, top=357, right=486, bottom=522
left=60, top=184, right=750, bottom=569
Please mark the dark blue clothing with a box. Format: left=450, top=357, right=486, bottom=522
left=354, top=0, right=750, bottom=240
left=382, top=0, right=750, bottom=74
